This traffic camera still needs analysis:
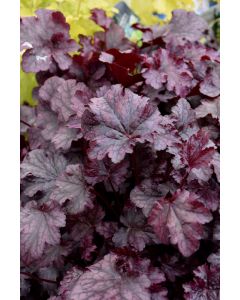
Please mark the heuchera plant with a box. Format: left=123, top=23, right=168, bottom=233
left=20, top=8, right=220, bottom=300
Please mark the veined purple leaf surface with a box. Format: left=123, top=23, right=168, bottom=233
left=20, top=7, right=220, bottom=299
left=83, top=84, right=161, bottom=163
left=21, top=201, right=66, bottom=260
left=67, top=254, right=166, bottom=300
left=148, top=190, right=212, bottom=256
left=21, top=10, right=79, bottom=72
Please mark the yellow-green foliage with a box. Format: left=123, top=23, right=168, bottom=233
left=130, top=0, right=194, bottom=25
left=20, top=0, right=198, bottom=105
left=20, top=68, right=37, bottom=106
left=21, top=0, right=118, bottom=39
left=20, top=0, right=198, bottom=37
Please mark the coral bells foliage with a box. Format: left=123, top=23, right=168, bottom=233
left=20, top=8, right=220, bottom=300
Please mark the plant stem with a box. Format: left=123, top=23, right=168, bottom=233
left=21, top=271, right=57, bottom=284
left=20, top=119, right=32, bottom=128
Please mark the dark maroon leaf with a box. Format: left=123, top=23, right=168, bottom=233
left=84, top=157, right=130, bottom=191
left=183, top=264, right=220, bottom=299
left=20, top=8, right=220, bottom=299
left=99, top=49, right=143, bottom=86
left=113, top=207, right=157, bottom=251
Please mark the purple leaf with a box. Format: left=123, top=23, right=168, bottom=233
left=83, top=84, right=161, bottom=163
left=20, top=8, right=220, bottom=298
left=153, top=115, right=180, bottom=151
left=188, top=179, right=219, bottom=211
left=212, top=152, right=220, bottom=182
left=130, top=179, right=173, bottom=217
left=200, top=64, right=220, bottom=97
left=91, top=9, right=112, bottom=30
left=148, top=189, right=212, bottom=256
left=36, top=107, right=60, bottom=141
left=52, top=126, right=82, bottom=151
left=207, top=251, right=220, bottom=267
left=68, top=254, right=155, bottom=300
left=59, top=267, right=83, bottom=299
left=51, top=164, right=94, bottom=214
left=171, top=98, right=199, bottom=140
left=113, top=207, right=157, bottom=251
left=20, top=273, right=31, bottom=297
left=195, top=98, right=220, bottom=119
left=84, top=157, right=130, bottom=191
left=21, top=10, right=79, bottom=72
left=183, top=264, right=219, bottom=299
left=38, top=267, right=58, bottom=293
left=21, top=149, right=67, bottom=201
left=36, top=243, right=71, bottom=268
left=142, top=48, right=195, bottom=97
left=96, top=221, right=118, bottom=239
left=21, top=106, right=36, bottom=134
left=21, top=201, right=66, bottom=259
left=36, top=103, right=82, bottom=151
left=70, top=204, right=107, bottom=242
left=39, top=76, right=89, bottom=122
left=162, top=9, right=208, bottom=44
left=171, top=129, right=215, bottom=183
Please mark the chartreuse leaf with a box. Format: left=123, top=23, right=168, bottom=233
left=20, top=66, right=37, bottom=106
left=20, top=0, right=53, bottom=16
left=20, top=0, right=118, bottom=105
left=130, top=0, right=194, bottom=25
left=20, top=0, right=196, bottom=37
left=154, top=0, right=194, bottom=20
left=51, top=0, right=118, bottom=38
left=20, top=0, right=197, bottom=106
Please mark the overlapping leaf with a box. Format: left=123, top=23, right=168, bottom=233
left=83, top=84, right=161, bottom=163
left=183, top=264, right=220, bottom=299
left=142, top=48, right=195, bottom=97
left=68, top=254, right=166, bottom=300
left=148, top=190, right=212, bottom=256
left=21, top=9, right=79, bottom=72
left=113, top=207, right=157, bottom=251
left=21, top=149, right=67, bottom=201
left=20, top=7, right=220, bottom=299
left=51, top=164, right=94, bottom=214
left=21, top=201, right=66, bottom=260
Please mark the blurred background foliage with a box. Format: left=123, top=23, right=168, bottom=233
left=20, top=0, right=219, bottom=105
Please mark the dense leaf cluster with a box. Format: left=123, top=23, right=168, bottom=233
left=20, top=8, right=219, bottom=300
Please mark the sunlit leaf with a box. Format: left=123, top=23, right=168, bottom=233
left=20, top=67, right=37, bottom=106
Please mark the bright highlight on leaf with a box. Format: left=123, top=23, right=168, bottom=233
left=20, top=6, right=220, bottom=299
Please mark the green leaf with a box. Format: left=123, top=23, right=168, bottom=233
left=20, top=68, right=37, bottom=106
